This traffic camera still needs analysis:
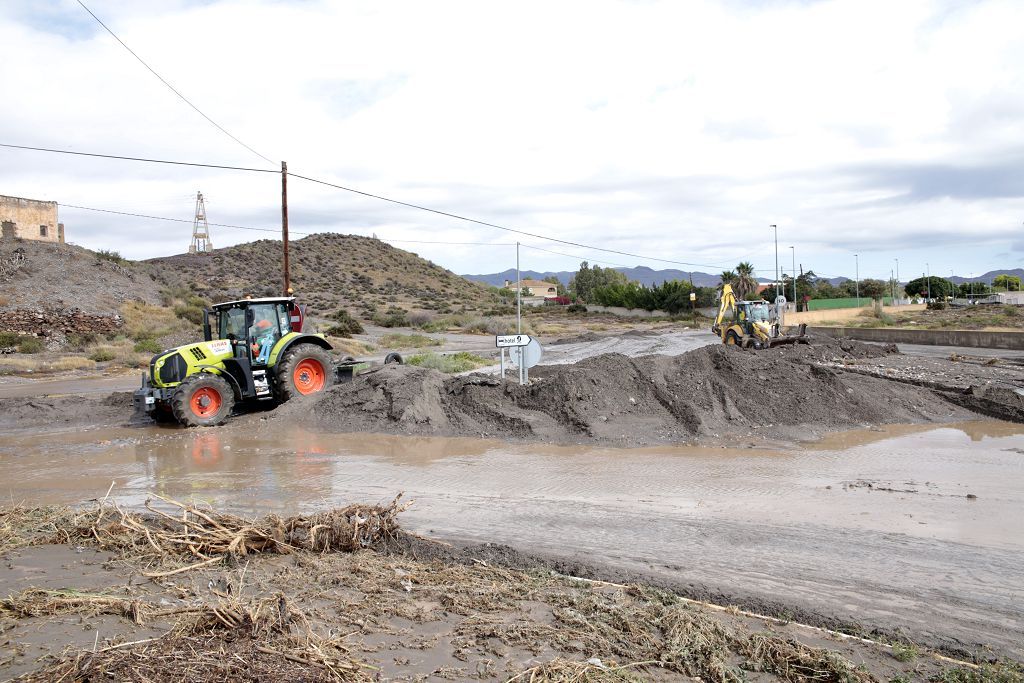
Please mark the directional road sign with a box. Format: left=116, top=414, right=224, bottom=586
left=495, top=334, right=532, bottom=348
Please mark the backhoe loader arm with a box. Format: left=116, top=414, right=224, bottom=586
left=713, top=284, right=737, bottom=335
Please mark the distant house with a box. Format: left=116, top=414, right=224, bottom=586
left=503, top=278, right=559, bottom=298
left=1, top=194, right=65, bottom=243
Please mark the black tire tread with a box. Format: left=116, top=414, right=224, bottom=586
left=170, top=373, right=235, bottom=427
left=276, top=343, right=335, bottom=402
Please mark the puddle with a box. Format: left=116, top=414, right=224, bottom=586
left=1, top=420, right=1022, bottom=551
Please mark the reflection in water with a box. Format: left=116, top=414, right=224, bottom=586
left=1, top=420, right=1023, bottom=549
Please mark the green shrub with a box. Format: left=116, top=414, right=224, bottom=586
left=89, top=347, right=117, bottom=362
left=890, top=642, right=919, bottom=662
left=16, top=337, right=45, bottom=354
left=927, top=300, right=946, bottom=310
left=65, top=333, right=98, bottom=351
left=380, top=333, right=441, bottom=349
left=371, top=306, right=408, bottom=328
left=95, top=248, right=126, bottom=264
left=134, top=339, right=163, bottom=354
left=0, top=331, right=20, bottom=347
left=327, top=309, right=365, bottom=337
left=406, top=351, right=491, bottom=373
left=567, top=304, right=587, bottom=313
left=173, top=305, right=205, bottom=325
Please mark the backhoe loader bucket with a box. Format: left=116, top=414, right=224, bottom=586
left=767, top=323, right=809, bottom=347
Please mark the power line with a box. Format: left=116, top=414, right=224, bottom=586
left=287, top=172, right=731, bottom=271
left=520, top=243, right=632, bottom=270
left=5, top=139, right=736, bottom=271
left=0, top=143, right=275, bottom=173
left=75, top=0, right=275, bottom=166
left=62, top=203, right=303, bottom=235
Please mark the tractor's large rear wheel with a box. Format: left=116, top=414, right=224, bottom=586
left=277, top=344, right=334, bottom=402
left=171, top=374, right=235, bottom=427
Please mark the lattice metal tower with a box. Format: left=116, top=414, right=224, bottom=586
left=188, top=191, right=213, bottom=254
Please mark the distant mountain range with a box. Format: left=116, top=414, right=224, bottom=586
left=464, top=267, right=850, bottom=288
left=463, top=267, right=1024, bottom=288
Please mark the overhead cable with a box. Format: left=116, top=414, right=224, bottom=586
left=287, top=172, right=730, bottom=270
left=75, top=0, right=276, bottom=166
left=0, top=143, right=275, bottom=173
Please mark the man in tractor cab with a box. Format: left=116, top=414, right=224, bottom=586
left=251, top=318, right=276, bottom=364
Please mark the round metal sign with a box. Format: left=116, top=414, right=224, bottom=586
left=509, top=338, right=543, bottom=369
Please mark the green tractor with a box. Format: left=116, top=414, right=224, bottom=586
left=133, top=297, right=399, bottom=427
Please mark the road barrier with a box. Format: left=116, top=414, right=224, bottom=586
left=808, top=326, right=1024, bottom=350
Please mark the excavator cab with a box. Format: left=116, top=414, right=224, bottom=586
left=713, top=285, right=807, bottom=349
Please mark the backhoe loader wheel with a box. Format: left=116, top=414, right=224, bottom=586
left=171, top=374, right=235, bottom=427
left=725, top=330, right=740, bottom=346
left=278, top=344, right=334, bottom=401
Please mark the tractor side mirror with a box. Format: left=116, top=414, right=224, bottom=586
left=202, top=310, right=212, bottom=342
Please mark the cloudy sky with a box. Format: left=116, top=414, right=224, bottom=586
left=2, top=0, right=1023, bottom=282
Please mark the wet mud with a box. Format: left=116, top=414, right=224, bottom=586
left=2, top=421, right=1022, bottom=661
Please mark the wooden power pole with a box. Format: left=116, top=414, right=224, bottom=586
left=281, top=161, right=291, bottom=295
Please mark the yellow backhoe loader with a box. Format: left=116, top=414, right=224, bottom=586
left=712, top=284, right=808, bottom=349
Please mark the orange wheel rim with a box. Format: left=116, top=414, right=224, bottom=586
left=294, top=358, right=326, bottom=395
left=190, top=387, right=223, bottom=417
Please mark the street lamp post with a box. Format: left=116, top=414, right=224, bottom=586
left=894, top=258, right=899, bottom=304
left=854, top=254, right=860, bottom=306
left=771, top=224, right=779, bottom=299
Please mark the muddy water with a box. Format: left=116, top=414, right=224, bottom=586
left=2, top=421, right=1023, bottom=656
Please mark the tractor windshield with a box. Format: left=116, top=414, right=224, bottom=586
left=219, top=308, right=246, bottom=341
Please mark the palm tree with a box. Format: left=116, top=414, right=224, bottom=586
left=734, top=262, right=758, bottom=300
left=719, top=270, right=736, bottom=287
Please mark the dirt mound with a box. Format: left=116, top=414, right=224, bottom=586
left=284, top=339, right=975, bottom=446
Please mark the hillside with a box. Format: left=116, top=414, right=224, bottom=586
left=0, top=238, right=162, bottom=315
left=147, top=233, right=502, bottom=318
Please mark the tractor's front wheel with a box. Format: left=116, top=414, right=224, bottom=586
left=171, top=374, right=235, bottom=427
left=277, top=344, right=335, bottom=402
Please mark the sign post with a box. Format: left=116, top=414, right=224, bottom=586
left=496, top=335, right=534, bottom=385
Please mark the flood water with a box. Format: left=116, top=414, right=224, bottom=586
left=2, top=420, right=1023, bottom=656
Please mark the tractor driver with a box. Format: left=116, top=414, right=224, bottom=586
left=250, top=319, right=276, bottom=364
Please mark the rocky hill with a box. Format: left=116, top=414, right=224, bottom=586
left=146, top=233, right=502, bottom=318
left=0, top=238, right=162, bottom=315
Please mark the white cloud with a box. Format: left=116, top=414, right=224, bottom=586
left=1, top=0, right=1023, bottom=281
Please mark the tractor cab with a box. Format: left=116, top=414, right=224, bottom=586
left=204, top=297, right=300, bottom=368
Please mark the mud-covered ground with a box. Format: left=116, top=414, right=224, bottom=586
left=2, top=332, right=1023, bottom=678
left=1, top=502, right=1007, bottom=683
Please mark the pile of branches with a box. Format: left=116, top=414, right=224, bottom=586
left=15, top=594, right=373, bottom=683
left=6, top=493, right=409, bottom=575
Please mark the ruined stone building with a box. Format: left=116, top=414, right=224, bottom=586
left=0, top=194, right=65, bottom=243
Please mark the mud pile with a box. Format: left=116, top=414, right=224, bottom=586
left=286, top=339, right=975, bottom=446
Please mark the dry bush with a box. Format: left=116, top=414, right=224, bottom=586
left=0, top=355, right=95, bottom=375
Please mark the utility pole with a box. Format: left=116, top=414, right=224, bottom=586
left=790, top=246, right=796, bottom=308
left=771, top=224, right=779, bottom=298
left=516, top=241, right=521, bottom=334
left=281, top=161, right=291, bottom=296
left=926, top=262, right=931, bottom=300
left=855, top=254, right=860, bottom=306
